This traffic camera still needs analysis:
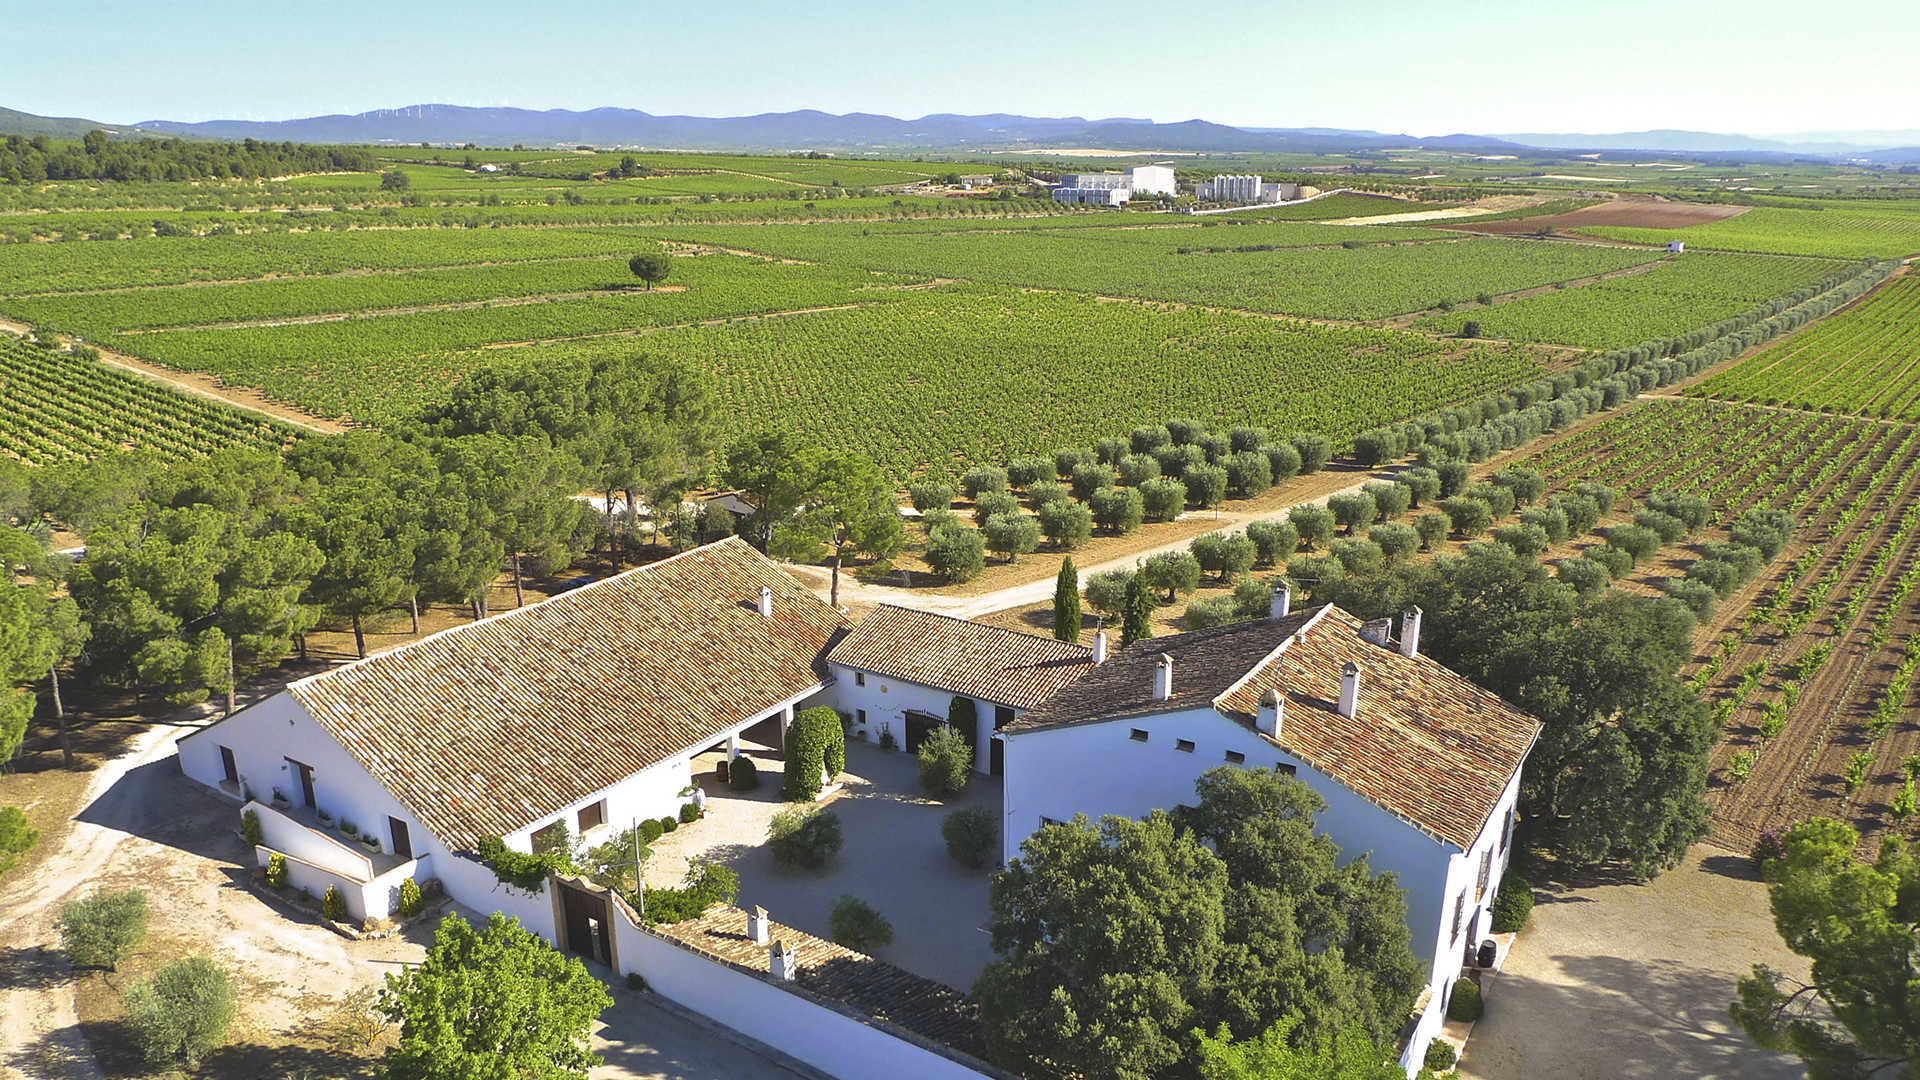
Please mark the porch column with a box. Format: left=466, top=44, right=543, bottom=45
left=973, top=699, right=993, bottom=776
left=780, top=703, right=795, bottom=755
left=727, top=732, right=740, bottom=763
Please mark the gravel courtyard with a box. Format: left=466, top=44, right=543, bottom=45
left=644, top=735, right=999, bottom=992
left=1459, top=844, right=1810, bottom=1080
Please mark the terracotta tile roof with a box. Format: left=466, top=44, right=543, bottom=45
left=827, top=604, right=1095, bottom=709
left=652, top=904, right=992, bottom=1064
left=1006, top=605, right=1540, bottom=849
left=289, top=538, right=848, bottom=851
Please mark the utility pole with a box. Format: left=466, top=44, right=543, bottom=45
left=49, top=663, right=69, bottom=769
left=632, top=822, right=647, bottom=920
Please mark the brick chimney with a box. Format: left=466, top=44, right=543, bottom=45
left=1399, top=606, right=1423, bottom=659
left=1153, top=654, right=1174, bottom=701
left=1092, top=629, right=1109, bottom=665
left=769, top=939, right=796, bottom=981
left=747, top=905, right=769, bottom=945
left=1338, top=662, right=1362, bottom=719
left=1256, top=688, right=1284, bottom=739
left=757, top=586, right=774, bottom=618
left=1270, top=581, right=1292, bottom=620
left=1359, top=618, right=1393, bottom=648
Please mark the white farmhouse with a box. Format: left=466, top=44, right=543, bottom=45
left=825, top=604, right=1096, bottom=773
left=177, top=537, right=850, bottom=928
left=1124, top=163, right=1177, bottom=196
left=998, top=589, right=1541, bottom=1076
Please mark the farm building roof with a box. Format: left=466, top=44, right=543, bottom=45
left=1004, top=605, right=1541, bottom=849
left=826, top=604, right=1096, bottom=710
left=288, top=537, right=848, bottom=850
left=653, top=904, right=995, bottom=1067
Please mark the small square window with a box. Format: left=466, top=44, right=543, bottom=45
left=1040, top=816, right=1064, bottom=828
left=1224, top=750, right=1246, bottom=764
left=577, top=800, right=605, bottom=834
left=857, top=708, right=868, bottom=725
left=1175, top=739, right=1195, bottom=753
left=1275, top=763, right=1297, bottom=777
left=1129, top=728, right=1149, bottom=743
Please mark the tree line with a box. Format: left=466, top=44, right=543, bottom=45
left=1, top=132, right=379, bottom=184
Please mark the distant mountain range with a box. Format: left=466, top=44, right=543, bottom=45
left=2, top=103, right=1914, bottom=162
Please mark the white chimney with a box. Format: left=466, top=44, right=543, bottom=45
left=1152, top=654, right=1174, bottom=701
left=747, top=905, right=769, bottom=945
left=1092, top=629, right=1109, bottom=665
left=1270, top=582, right=1292, bottom=620
left=1399, top=606, right=1423, bottom=659
left=757, top=586, right=774, bottom=618
left=1256, top=688, right=1284, bottom=739
left=1338, top=661, right=1362, bottom=719
left=769, top=939, right=796, bottom=981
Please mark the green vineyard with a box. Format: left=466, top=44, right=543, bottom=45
left=1690, top=274, right=1920, bottom=418
left=0, top=337, right=296, bottom=464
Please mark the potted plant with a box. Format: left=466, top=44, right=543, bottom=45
left=271, top=787, right=289, bottom=807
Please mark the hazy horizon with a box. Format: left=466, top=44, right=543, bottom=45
left=10, top=0, right=1916, bottom=139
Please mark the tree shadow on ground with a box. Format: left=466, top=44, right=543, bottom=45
left=73, top=756, right=249, bottom=866
left=1462, top=953, right=1801, bottom=1080
left=0, top=944, right=75, bottom=991
left=1697, top=853, right=1762, bottom=882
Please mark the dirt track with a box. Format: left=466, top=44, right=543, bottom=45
left=1447, top=199, right=1750, bottom=235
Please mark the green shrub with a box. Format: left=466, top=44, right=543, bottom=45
left=660, top=815, right=678, bottom=833
left=397, top=877, right=423, bottom=918
left=729, top=756, right=760, bottom=791
left=917, top=722, right=974, bottom=797
left=784, top=706, right=847, bottom=801
left=679, top=801, right=701, bottom=824
left=828, top=895, right=895, bottom=953
left=321, top=885, right=347, bottom=922
left=58, top=888, right=149, bottom=970
left=642, top=859, right=741, bottom=925
left=477, top=835, right=569, bottom=892
left=124, top=956, right=235, bottom=1068
left=240, top=809, right=261, bottom=849
left=1489, top=874, right=1533, bottom=932
left=768, top=807, right=843, bottom=870
left=1446, top=977, right=1484, bottom=1022
left=1425, top=1037, right=1458, bottom=1070
left=639, top=819, right=665, bottom=844
left=265, top=852, right=288, bottom=889
left=943, top=805, right=999, bottom=869
left=626, top=971, right=648, bottom=991
left=925, top=525, right=986, bottom=583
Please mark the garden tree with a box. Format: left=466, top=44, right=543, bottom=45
left=296, top=479, right=420, bottom=659
left=627, top=250, right=672, bottom=290
left=1398, top=467, right=1441, bottom=508
left=124, top=956, right=235, bottom=1068
left=1439, top=496, right=1492, bottom=539
left=0, top=525, right=85, bottom=766
left=380, top=168, right=410, bottom=190
left=975, top=769, right=1420, bottom=1080
left=1053, top=558, right=1082, bottom=643
left=983, top=513, right=1041, bottom=564
left=1315, top=545, right=1713, bottom=876
left=58, top=888, right=149, bottom=970
left=584, top=353, right=723, bottom=562
left=1246, top=520, right=1300, bottom=568
left=919, top=714, right=974, bottom=796
left=1733, top=818, right=1920, bottom=1079
left=925, top=525, right=987, bottom=584
left=1194, top=1018, right=1404, bottom=1080
left=1289, top=505, right=1335, bottom=552
left=0, top=806, right=35, bottom=878
left=783, top=706, right=847, bottom=800
left=378, top=913, right=612, bottom=1080
left=1085, top=569, right=1134, bottom=622
left=1327, top=492, right=1376, bottom=535
left=976, top=812, right=1227, bottom=1079
left=1142, top=550, right=1204, bottom=603
left=1141, top=476, right=1188, bottom=522
left=1121, top=573, right=1155, bottom=647
left=70, top=450, right=321, bottom=709
left=1362, top=481, right=1411, bottom=522
left=909, top=481, right=956, bottom=513
left=1090, top=486, right=1145, bottom=534
left=1193, top=534, right=1257, bottom=583
left=1186, top=464, right=1230, bottom=509
left=771, top=448, right=903, bottom=608
left=439, top=434, right=587, bottom=609
left=722, top=431, right=815, bottom=551
left=1038, top=500, right=1093, bottom=551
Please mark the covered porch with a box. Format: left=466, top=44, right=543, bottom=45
left=243, top=799, right=426, bottom=923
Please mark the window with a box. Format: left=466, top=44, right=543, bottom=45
left=1500, top=809, right=1513, bottom=853
left=1129, top=729, right=1149, bottom=743
left=995, top=705, right=1015, bottom=730
left=1224, top=750, right=1246, bottom=764
left=1039, top=816, right=1064, bottom=828
left=1275, top=763, right=1297, bottom=777
left=1477, top=848, right=1493, bottom=900
left=1450, top=891, right=1466, bottom=942
left=577, top=800, right=606, bottom=834
left=855, top=671, right=866, bottom=687
left=1175, top=739, right=1195, bottom=753
left=532, top=819, right=569, bottom=855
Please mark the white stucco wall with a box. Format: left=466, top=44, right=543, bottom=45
left=999, top=705, right=1522, bottom=1074
left=826, top=662, right=1006, bottom=775
left=612, top=914, right=999, bottom=1080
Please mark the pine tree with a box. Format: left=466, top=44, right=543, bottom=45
left=1053, top=558, right=1082, bottom=643
left=1121, top=573, right=1154, bottom=648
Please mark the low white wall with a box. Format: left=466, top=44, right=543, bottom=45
left=610, top=912, right=999, bottom=1080
left=434, top=850, right=559, bottom=943
left=253, top=844, right=425, bottom=922
left=1398, top=993, right=1448, bottom=1078
left=246, top=800, right=371, bottom=880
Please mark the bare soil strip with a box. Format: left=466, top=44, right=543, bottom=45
left=120, top=285, right=687, bottom=334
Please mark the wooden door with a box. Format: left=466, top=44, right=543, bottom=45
left=904, top=711, right=943, bottom=753
left=288, top=759, right=316, bottom=808
left=219, top=746, right=238, bottom=785
left=388, top=817, right=412, bottom=859
left=559, top=881, right=611, bottom=966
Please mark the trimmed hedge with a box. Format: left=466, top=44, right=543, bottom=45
left=1489, top=874, right=1534, bottom=932
left=729, top=755, right=761, bottom=791
left=784, top=706, right=847, bottom=800
left=1446, top=976, right=1484, bottom=1022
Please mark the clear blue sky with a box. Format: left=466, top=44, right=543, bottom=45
left=9, top=0, right=1916, bottom=137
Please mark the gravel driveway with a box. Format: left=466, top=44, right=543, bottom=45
left=1459, top=844, right=1809, bottom=1080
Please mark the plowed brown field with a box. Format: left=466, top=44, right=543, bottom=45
left=1444, top=198, right=1750, bottom=235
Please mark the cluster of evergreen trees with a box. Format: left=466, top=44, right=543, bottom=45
left=1, top=132, right=377, bottom=183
